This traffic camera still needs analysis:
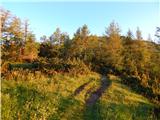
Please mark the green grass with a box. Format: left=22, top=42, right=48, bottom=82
left=97, top=75, right=155, bottom=120
left=1, top=72, right=158, bottom=120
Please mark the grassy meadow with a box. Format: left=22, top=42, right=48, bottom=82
left=1, top=70, right=158, bottom=120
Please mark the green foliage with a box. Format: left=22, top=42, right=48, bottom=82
left=67, top=58, right=91, bottom=76
left=1, top=8, right=39, bottom=63
left=11, top=63, right=39, bottom=69
left=39, top=45, right=62, bottom=62
left=23, top=33, right=39, bottom=58
left=104, top=21, right=123, bottom=69
left=1, top=41, right=21, bottom=62
left=74, top=24, right=90, bottom=39
left=1, top=62, right=12, bottom=75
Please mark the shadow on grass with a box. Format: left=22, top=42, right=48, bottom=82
left=2, top=85, right=46, bottom=107
left=100, top=101, right=157, bottom=120
left=58, top=96, right=80, bottom=113
left=2, top=85, right=47, bottom=119
left=48, top=96, right=81, bottom=120
left=121, top=75, right=159, bottom=100
left=121, top=75, right=160, bottom=119
left=83, top=100, right=103, bottom=120
left=83, top=100, right=157, bottom=120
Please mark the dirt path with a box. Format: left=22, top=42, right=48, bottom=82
left=73, top=80, right=93, bottom=96
left=85, top=75, right=111, bottom=106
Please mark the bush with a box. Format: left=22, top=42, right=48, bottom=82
left=67, top=58, right=91, bottom=76
left=121, top=75, right=160, bottom=106
left=1, top=62, right=12, bottom=75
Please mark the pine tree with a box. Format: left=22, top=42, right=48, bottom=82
left=155, top=27, right=160, bottom=43
left=81, top=24, right=90, bottom=39
left=136, top=27, right=142, bottom=40
left=73, top=24, right=90, bottom=40
left=105, top=21, right=122, bottom=69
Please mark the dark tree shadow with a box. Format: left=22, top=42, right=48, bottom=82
left=84, top=100, right=157, bottom=120
left=2, top=85, right=46, bottom=108
left=2, top=85, right=47, bottom=120
left=47, top=96, right=80, bottom=120
left=83, top=101, right=103, bottom=120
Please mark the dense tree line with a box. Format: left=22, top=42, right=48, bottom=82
left=1, top=8, right=160, bottom=105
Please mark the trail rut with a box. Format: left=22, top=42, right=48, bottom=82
left=85, top=75, right=111, bottom=106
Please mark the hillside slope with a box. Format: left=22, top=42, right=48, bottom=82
left=2, top=72, right=157, bottom=120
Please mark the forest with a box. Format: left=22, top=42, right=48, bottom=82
left=1, top=8, right=160, bottom=120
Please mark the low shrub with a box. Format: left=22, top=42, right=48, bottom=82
left=121, top=75, right=160, bottom=106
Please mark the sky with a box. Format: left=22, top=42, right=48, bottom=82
left=1, top=0, right=160, bottom=41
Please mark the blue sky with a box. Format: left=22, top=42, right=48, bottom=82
left=1, top=1, right=160, bottom=41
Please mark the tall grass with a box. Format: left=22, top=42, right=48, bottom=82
left=1, top=70, right=100, bottom=120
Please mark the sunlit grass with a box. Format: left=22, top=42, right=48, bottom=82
left=1, top=71, right=100, bottom=120
left=98, top=74, right=155, bottom=120
left=1, top=71, right=157, bottom=120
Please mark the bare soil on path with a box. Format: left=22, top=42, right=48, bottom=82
left=85, top=75, right=111, bottom=106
